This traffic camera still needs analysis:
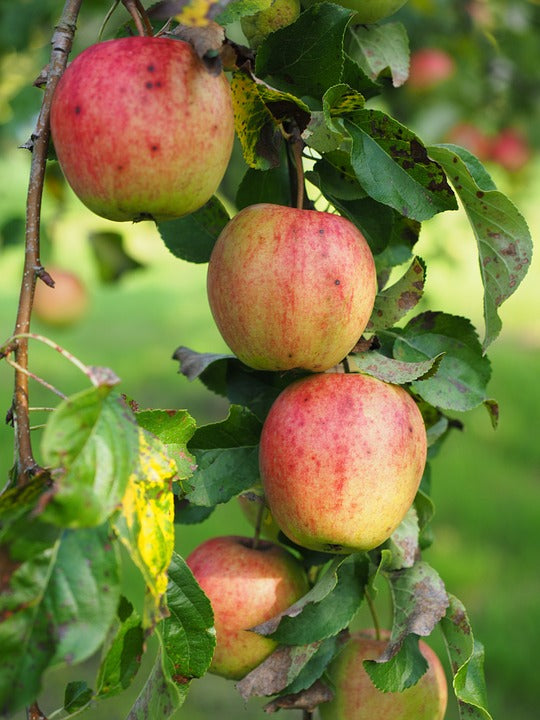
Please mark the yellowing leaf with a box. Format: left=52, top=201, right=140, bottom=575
left=114, top=429, right=177, bottom=628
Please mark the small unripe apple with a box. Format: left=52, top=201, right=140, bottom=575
left=320, top=630, right=447, bottom=720
left=408, top=48, right=455, bottom=90
left=50, top=36, right=234, bottom=222
left=445, top=122, right=492, bottom=161
left=241, top=0, right=301, bottom=49
left=33, top=267, right=88, bottom=327
left=186, top=535, right=309, bottom=679
left=331, top=0, right=409, bottom=24
left=207, top=204, right=377, bottom=372
left=259, top=373, right=427, bottom=553
left=490, top=127, right=531, bottom=172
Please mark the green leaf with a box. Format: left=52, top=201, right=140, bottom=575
left=364, top=633, right=428, bottom=693
left=346, top=110, right=457, bottom=221
left=236, top=165, right=291, bottom=210
left=88, top=230, right=143, bottom=283
left=96, top=597, right=144, bottom=699
left=156, top=196, right=230, bottom=264
left=349, top=22, right=409, bottom=87
left=113, top=428, right=177, bottom=628
left=428, top=144, right=533, bottom=349
left=392, top=312, right=492, bottom=412
left=0, top=521, right=120, bottom=715
left=40, top=386, right=139, bottom=528
left=186, top=405, right=262, bottom=506
left=136, top=409, right=197, bottom=484
left=255, top=3, right=354, bottom=98
left=440, top=594, right=493, bottom=720
left=128, top=551, right=215, bottom=719
left=367, top=256, right=426, bottom=331
left=351, top=350, right=444, bottom=384
left=259, top=555, right=369, bottom=646
left=64, top=680, right=93, bottom=712
left=160, top=552, right=216, bottom=679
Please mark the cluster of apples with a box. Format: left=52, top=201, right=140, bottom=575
left=49, top=16, right=446, bottom=718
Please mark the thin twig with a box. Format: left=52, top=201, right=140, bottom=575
left=10, top=332, right=91, bottom=377
left=6, top=358, right=67, bottom=400
left=291, top=137, right=305, bottom=210
left=121, top=0, right=148, bottom=36
left=98, top=0, right=121, bottom=40
left=12, top=0, right=84, bottom=484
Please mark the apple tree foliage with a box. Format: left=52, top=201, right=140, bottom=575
left=0, top=0, right=533, bottom=718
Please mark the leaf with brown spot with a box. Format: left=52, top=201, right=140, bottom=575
left=236, top=642, right=323, bottom=700
left=363, top=560, right=448, bottom=692
left=350, top=349, right=444, bottom=385
left=349, top=22, right=410, bottom=87
left=429, top=144, right=532, bottom=350
left=440, top=594, right=493, bottom=719
left=368, top=256, right=426, bottom=331
left=264, top=679, right=333, bottom=713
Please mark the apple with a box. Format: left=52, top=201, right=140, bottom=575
left=241, top=0, right=301, bottom=49
left=331, top=0, right=409, bottom=24
left=320, top=630, right=447, bottom=720
left=259, top=372, right=427, bottom=553
left=50, top=36, right=234, bottom=222
left=186, top=535, right=309, bottom=679
left=33, top=267, right=88, bottom=327
left=445, top=122, right=492, bottom=161
left=206, top=204, right=377, bottom=372
left=408, top=48, right=455, bottom=90
left=490, top=127, right=531, bottom=172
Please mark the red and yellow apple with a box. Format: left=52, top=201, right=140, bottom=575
left=207, top=204, right=377, bottom=372
left=50, top=37, right=234, bottom=222
left=408, top=48, right=455, bottom=90
left=259, top=373, right=427, bottom=553
left=320, top=630, right=447, bottom=720
left=186, top=535, right=308, bottom=679
left=33, top=267, right=88, bottom=327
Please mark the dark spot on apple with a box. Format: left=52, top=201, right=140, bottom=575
left=147, top=64, right=155, bottom=72
left=319, top=228, right=324, bottom=234
left=145, top=81, right=153, bottom=89
left=74, top=105, right=81, bottom=114
left=334, top=279, right=341, bottom=286
left=155, top=81, right=162, bottom=88
left=117, top=164, right=124, bottom=171
left=324, top=543, right=344, bottom=552
left=151, top=144, right=160, bottom=153
left=288, top=353, right=293, bottom=358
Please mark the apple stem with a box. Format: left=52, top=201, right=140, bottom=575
left=251, top=498, right=266, bottom=550
left=11, top=0, right=83, bottom=484
left=291, top=137, right=305, bottom=210
left=121, top=0, right=153, bottom=37
left=365, top=588, right=382, bottom=642
left=5, top=357, right=67, bottom=400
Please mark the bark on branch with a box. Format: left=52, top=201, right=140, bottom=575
left=12, top=0, right=84, bottom=484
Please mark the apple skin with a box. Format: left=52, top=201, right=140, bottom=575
left=186, top=535, right=309, bottom=680
left=33, top=267, right=88, bottom=327
left=408, top=48, right=455, bottom=90
left=490, top=128, right=531, bottom=172
left=320, top=630, right=447, bottom=720
left=207, top=204, right=377, bottom=372
left=332, top=0, right=408, bottom=23
left=259, top=373, right=427, bottom=553
left=241, top=0, right=301, bottom=49
left=50, top=37, right=234, bottom=222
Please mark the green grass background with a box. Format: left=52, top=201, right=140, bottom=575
left=1, top=148, right=539, bottom=720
